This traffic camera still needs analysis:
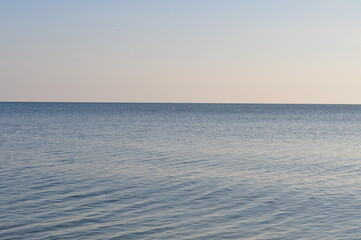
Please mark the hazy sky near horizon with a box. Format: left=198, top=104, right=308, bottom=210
left=2, top=0, right=361, bottom=103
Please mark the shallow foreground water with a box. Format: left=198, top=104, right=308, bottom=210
left=1, top=102, right=361, bottom=239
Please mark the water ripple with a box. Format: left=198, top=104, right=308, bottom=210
left=2, top=103, right=361, bottom=239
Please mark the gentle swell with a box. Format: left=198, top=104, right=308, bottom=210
left=1, top=103, right=361, bottom=239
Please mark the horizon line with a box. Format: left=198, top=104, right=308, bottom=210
left=1, top=101, right=361, bottom=105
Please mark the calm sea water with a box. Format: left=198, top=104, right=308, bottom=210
left=1, top=103, right=361, bottom=239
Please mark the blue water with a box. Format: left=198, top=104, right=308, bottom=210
left=1, top=102, right=361, bottom=239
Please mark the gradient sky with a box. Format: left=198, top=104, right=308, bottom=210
left=2, top=0, right=361, bottom=103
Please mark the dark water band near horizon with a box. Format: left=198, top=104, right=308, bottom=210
left=2, top=102, right=361, bottom=239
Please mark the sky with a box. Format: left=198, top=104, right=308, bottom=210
left=1, top=0, right=361, bottom=103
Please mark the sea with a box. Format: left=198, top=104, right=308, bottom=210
left=1, top=102, right=361, bottom=239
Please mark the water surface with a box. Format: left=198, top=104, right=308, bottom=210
left=1, top=103, right=361, bottom=239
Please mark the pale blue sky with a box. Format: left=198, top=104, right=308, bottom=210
left=2, top=0, right=361, bottom=103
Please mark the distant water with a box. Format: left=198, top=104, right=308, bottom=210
left=2, top=103, right=361, bottom=239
